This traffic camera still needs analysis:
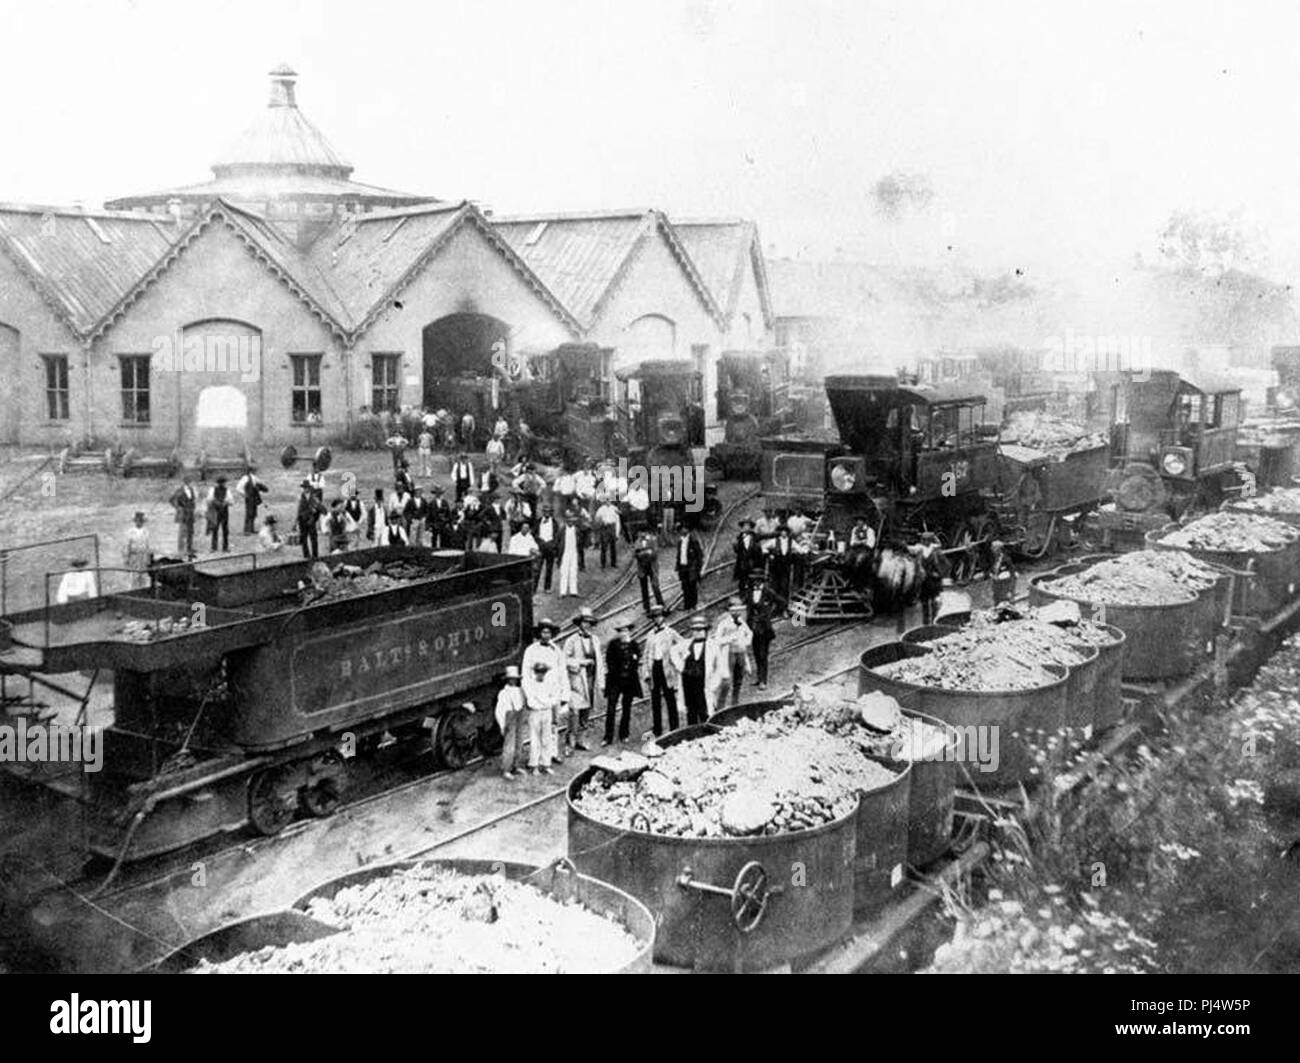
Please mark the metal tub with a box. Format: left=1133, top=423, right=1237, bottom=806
left=709, top=699, right=912, bottom=912
left=901, top=623, right=1100, bottom=731
left=857, top=642, right=1068, bottom=787
left=145, top=910, right=341, bottom=973
left=289, top=857, right=655, bottom=973
left=1028, top=570, right=1219, bottom=681
left=1146, top=525, right=1300, bottom=619
left=567, top=752, right=857, bottom=971
left=1224, top=498, right=1300, bottom=529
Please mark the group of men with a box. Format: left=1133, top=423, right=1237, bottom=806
left=493, top=593, right=773, bottom=779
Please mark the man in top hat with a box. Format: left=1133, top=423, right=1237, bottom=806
left=563, top=607, right=602, bottom=752
left=207, top=475, right=233, bottom=553
left=450, top=452, right=475, bottom=502
left=522, top=618, right=569, bottom=766
left=634, top=529, right=664, bottom=613
left=745, top=571, right=783, bottom=691
left=55, top=557, right=97, bottom=604
left=258, top=513, right=284, bottom=552
left=123, top=511, right=152, bottom=590
left=169, top=475, right=199, bottom=560
left=296, top=480, right=326, bottom=559
left=603, top=618, right=643, bottom=746
left=733, top=518, right=763, bottom=587
left=427, top=483, right=451, bottom=548
left=642, top=604, right=686, bottom=736
left=672, top=615, right=714, bottom=726
left=711, top=597, right=755, bottom=709
left=674, top=524, right=704, bottom=610
left=495, top=665, right=526, bottom=779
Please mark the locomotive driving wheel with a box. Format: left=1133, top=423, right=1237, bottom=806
left=298, top=751, right=347, bottom=818
left=247, top=768, right=296, bottom=837
left=433, top=706, right=479, bottom=770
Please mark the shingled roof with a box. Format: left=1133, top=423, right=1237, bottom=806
left=673, top=218, right=773, bottom=331
left=492, top=209, right=724, bottom=331
left=0, top=203, right=177, bottom=338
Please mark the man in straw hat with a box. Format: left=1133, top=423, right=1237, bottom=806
left=711, top=597, right=755, bottom=709
left=603, top=618, right=643, bottom=746
left=673, top=615, right=714, bottom=726
left=522, top=618, right=568, bottom=767
left=642, top=603, right=685, bottom=736
left=562, top=607, right=602, bottom=753
left=495, top=665, right=526, bottom=780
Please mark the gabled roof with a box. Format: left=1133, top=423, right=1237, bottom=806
left=673, top=218, right=774, bottom=330
left=87, top=199, right=353, bottom=341
left=492, top=209, right=724, bottom=331
left=304, top=201, right=582, bottom=338
left=0, top=203, right=176, bottom=338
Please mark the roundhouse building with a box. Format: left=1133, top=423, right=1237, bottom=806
left=0, top=67, right=771, bottom=453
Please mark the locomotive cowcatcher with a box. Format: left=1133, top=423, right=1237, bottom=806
left=760, top=374, right=1002, bottom=572
left=0, top=546, right=533, bottom=863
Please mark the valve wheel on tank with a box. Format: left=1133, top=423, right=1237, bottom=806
left=298, top=751, right=347, bottom=818
left=433, top=705, right=479, bottom=770
left=247, top=768, right=296, bottom=837
left=731, top=861, right=771, bottom=933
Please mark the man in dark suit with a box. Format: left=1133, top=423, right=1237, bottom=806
left=450, top=453, right=474, bottom=502
left=296, top=480, right=325, bottom=559
left=534, top=505, right=559, bottom=591
left=634, top=529, right=664, bottom=613
left=208, top=475, right=233, bottom=553
left=769, top=525, right=796, bottom=602
left=733, top=518, right=763, bottom=587
left=678, top=616, right=712, bottom=726
left=745, top=572, right=782, bottom=691
left=169, top=476, right=198, bottom=559
left=603, top=620, right=643, bottom=746
left=427, top=484, right=452, bottom=548
left=239, top=472, right=270, bottom=536
left=480, top=493, right=508, bottom=552
left=674, top=525, right=704, bottom=609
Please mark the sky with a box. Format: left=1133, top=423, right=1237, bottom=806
left=4, top=0, right=1300, bottom=288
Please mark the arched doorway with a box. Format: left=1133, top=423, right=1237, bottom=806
left=422, top=313, right=511, bottom=437
left=621, top=313, right=677, bottom=368
left=194, top=385, right=249, bottom=465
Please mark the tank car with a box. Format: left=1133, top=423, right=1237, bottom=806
left=0, top=546, right=533, bottom=862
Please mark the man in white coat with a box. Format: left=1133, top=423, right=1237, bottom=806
left=710, top=598, right=755, bottom=710
left=495, top=665, right=526, bottom=780
left=521, top=618, right=569, bottom=768
left=562, top=607, right=603, bottom=753
left=642, top=603, right=687, bottom=736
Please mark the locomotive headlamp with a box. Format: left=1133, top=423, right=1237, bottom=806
left=830, top=463, right=857, bottom=491
left=1161, top=452, right=1187, bottom=476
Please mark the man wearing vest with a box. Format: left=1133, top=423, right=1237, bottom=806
left=169, top=476, right=198, bottom=560
left=603, top=619, right=643, bottom=746
left=450, top=453, right=474, bottom=502
left=535, top=505, right=560, bottom=592
left=675, top=526, right=704, bottom=609
left=642, top=604, right=686, bottom=736
left=562, top=607, right=602, bottom=753
left=674, top=615, right=713, bottom=726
